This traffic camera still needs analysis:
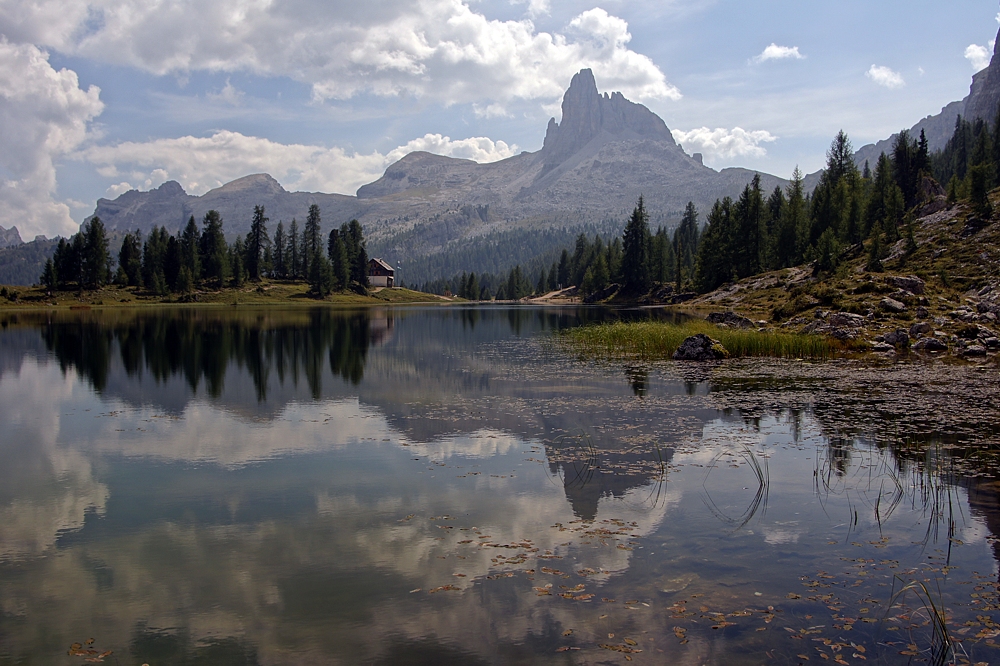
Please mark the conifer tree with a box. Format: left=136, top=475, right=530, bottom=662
left=273, top=221, right=287, bottom=279
left=180, top=216, right=201, bottom=282
left=247, top=204, right=270, bottom=281
left=289, top=218, right=300, bottom=279
left=200, top=210, right=229, bottom=287
left=117, top=231, right=142, bottom=287
left=621, top=196, right=651, bottom=293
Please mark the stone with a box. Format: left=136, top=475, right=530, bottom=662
left=883, top=329, right=910, bottom=347
left=912, top=337, right=948, bottom=352
left=829, top=312, right=865, bottom=328
left=706, top=311, right=754, bottom=329
left=880, top=297, right=907, bottom=313
left=963, top=345, right=988, bottom=357
left=672, top=334, right=729, bottom=361
left=909, top=322, right=932, bottom=338
left=887, top=275, right=926, bottom=295
left=871, top=341, right=896, bottom=353
left=985, top=337, right=1000, bottom=349
left=915, top=306, right=929, bottom=318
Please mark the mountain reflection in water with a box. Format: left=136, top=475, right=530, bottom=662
left=0, top=306, right=999, bottom=665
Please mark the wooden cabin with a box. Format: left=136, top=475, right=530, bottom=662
left=368, top=258, right=395, bottom=287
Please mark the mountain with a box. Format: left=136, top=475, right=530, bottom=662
left=0, top=225, right=22, bottom=249
left=84, top=69, right=786, bottom=285
left=854, top=25, right=1000, bottom=168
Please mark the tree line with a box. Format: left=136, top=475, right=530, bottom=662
left=42, top=205, right=371, bottom=297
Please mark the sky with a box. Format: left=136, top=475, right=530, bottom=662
left=0, top=0, right=998, bottom=240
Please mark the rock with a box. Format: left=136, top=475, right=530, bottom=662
left=887, top=275, right=926, bottom=295
left=670, top=292, right=697, bottom=304
left=909, top=322, right=932, bottom=338
left=672, top=334, right=729, bottom=361
left=913, top=337, right=948, bottom=352
left=880, top=297, right=907, bottom=313
left=962, top=345, right=988, bottom=357
left=984, top=337, right=1000, bottom=349
left=871, top=341, right=896, bottom=353
left=706, top=311, right=754, bottom=329
left=915, top=306, right=929, bottom=318
left=829, top=312, right=865, bottom=328
left=883, top=329, right=910, bottom=347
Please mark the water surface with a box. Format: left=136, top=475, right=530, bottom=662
left=1, top=306, right=999, bottom=665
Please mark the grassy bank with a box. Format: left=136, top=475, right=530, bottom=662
left=0, top=282, right=449, bottom=309
left=565, top=320, right=834, bottom=360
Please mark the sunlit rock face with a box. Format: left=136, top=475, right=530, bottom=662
left=965, top=26, right=1000, bottom=129
left=540, top=68, right=677, bottom=172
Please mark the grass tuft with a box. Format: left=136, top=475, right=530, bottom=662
left=565, top=320, right=833, bottom=360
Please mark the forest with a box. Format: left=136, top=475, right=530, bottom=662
left=42, top=204, right=373, bottom=297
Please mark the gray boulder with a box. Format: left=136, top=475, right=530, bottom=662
left=880, top=297, right=907, bottom=313
left=706, top=311, right=754, bottom=329
left=673, top=334, right=730, bottom=361
left=913, top=337, right=948, bottom=352
left=887, top=275, right=926, bottom=295
left=883, top=329, right=910, bottom=347
left=909, top=322, right=932, bottom=338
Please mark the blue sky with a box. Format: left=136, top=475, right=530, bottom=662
left=0, top=0, right=997, bottom=239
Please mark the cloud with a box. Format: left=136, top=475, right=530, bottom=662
left=865, top=64, right=904, bottom=89
left=751, top=43, right=804, bottom=64
left=510, top=0, right=551, bottom=18
left=207, top=79, right=245, bottom=106
left=671, top=127, right=777, bottom=163
left=79, top=130, right=519, bottom=197
left=966, top=43, right=992, bottom=71
left=0, top=40, right=104, bottom=239
left=1, top=0, right=678, bottom=105
left=105, top=182, right=133, bottom=197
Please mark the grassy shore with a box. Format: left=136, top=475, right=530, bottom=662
left=565, top=319, right=835, bottom=360
left=0, top=282, right=450, bottom=309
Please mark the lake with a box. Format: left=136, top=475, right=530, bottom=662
left=1, top=305, right=999, bottom=665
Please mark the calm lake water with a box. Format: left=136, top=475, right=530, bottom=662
left=1, top=306, right=1000, bottom=665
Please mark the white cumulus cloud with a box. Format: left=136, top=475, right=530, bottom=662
left=79, top=130, right=519, bottom=198
left=671, top=127, right=777, bottom=163
left=0, top=0, right=678, bottom=105
left=0, top=39, right=104, bottom=239
left=966, top=43, right=992, bottom=71
left=751, top=43, right=804, bottom=64
left=865, top=64, right=904, bottom=89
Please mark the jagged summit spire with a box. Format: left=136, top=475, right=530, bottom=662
left=540, top=68, right=676, bottom=170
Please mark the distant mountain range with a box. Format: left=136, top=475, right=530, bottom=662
left=84, top=69, right=788, bottom=284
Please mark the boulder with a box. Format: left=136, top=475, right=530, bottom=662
left=871, top=341, right=896, bottom=353
left=963, top=345, right=988, bottom=357
left=672, top=334, right=730, bottom=361
left=984, top=337, right=1000, bottom=349
left=883, top=329, right=910, bottom=347
left=706, top=311, right=754, bottom=329
left=909, top=322, right=932, bottom=338
left=912, top=337, right=948, bottom=352
left=880, top=297, right=907, bottom=313
left=829, top=312, right=865, bottom=328
left=887, top=275, right=926, bottom=295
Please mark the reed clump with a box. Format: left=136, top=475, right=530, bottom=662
left=565, top=320, right=833, bottom=360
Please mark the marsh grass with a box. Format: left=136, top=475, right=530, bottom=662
left=565, top=320, right=834, bottom=360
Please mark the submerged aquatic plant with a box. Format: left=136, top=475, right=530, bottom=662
left=564, top=320, right=833, bottom=360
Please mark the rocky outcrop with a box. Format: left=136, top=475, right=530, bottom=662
left=672, top=334, right=729, bottom=361
left=540, top=69, right=676, bottom=172
left=965, top=28, right=1000, bottom=128
left=0, top=225, right=22, bottom=248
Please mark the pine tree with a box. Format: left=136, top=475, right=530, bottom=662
left=865, top=221, right=884, bottom=272
left=247, top=204, right=270, bottom=281
left=621, top=196, right=651, bottom=293
left=117, top=231, right=142, bottom=287
left=304, top=204, right=322, bottom=281
left=200, top=210, right=229, bottom=287
left=468, top=273, right=479, bottom=300
left=81, top=217, right=111, bottom=289
left=289, top=218, right=300, bottom=280
left=557, top=249, right=569, bottom=287
left=273, top=221, right=287, bottom=279
left=180, top=216, right=201, bottom=283
left=328, top=228, right=349, bottom=290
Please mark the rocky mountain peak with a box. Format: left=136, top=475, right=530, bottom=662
left=211, top=173, right=286, bottom=196
left=541, top=68, right=676, bottom=169
left=0, top=225, right=23, bottom=248
left=964, top=25, right=1000, bottom=125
